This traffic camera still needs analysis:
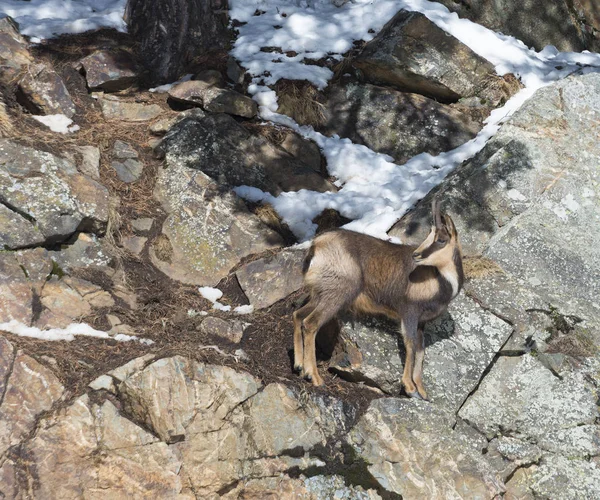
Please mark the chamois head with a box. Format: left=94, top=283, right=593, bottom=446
left=412, top=198, right=458, bottom=267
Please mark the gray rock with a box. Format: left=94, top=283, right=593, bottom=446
left=0, top=139, right=110, bottom=248
left=78, top=50, right=137, bottom=91
left=354, top=10, right=515, bottom=104
left=74, top=145, right=101, bottom=179
left=48, top=233, right=112, bottom=274
left=226, top=57, right=245, bottom=86
left=168, top=80, right=258, bottom=118
left=148, top=108, right=207, bottom=136
left=158, top=113, right=334, bottom=196
left=389, top=73, right=600, bottom=329
left=436, top=0, right=599, bottom=53
left=18, top=63, right=76, bottom=117
left=279, top=131, right=323, bottom=173
left=235, top=247, right=305, bottom=309
left=320, top=82, right=481, bottom=164
left=194, top=69, right=225, bottom=87
left=0, top=16, right=32, bottom=85
left=459, top=353, right=599, bottom=457
left=0, top=203, right=45, bottom=249
left=100, top=95, right=162, bottom=121
left=113, top=140, right=139, bottom=159
left=111, top=158, right=144, bottom=183
left=200, top=316, right=245, bottom=343
left=330, top=292, right=512, bottom=408
left=121, top=235, right=147, bottom=255
left=151, top=151, right=282, bottom=286
left=348, top=398, right=504, bottom=497
left=131, top=217, right=153, bottom=232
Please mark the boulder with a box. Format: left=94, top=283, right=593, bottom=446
left=353, top=10, right=516, bottom=104
left=459, top=353, right=599, bottom=457
left=348, top=398, right=504, bottom=497
left=158, top=113, right=334, bottom=195
left=18, top=63, right=76, bottom=117
left=200, top=316, right=246, bottom=343
left=0, top=16, right=32, bottom=85
left=69, top=145, right=101, bottom=179
left=78, top=50, right=137, bottom=91
left=0, top=139, right=110, bottom=248
left=235, top=247, right=305, bottom=309
left=0, top=349, right=64, bottom=457
left=436, top=0, right=599, bottom=53
left=168, top=79, right=258, bottom=118
left=389, top=73, right=600, bottom=327
left=330, top=293, right=512, bottom=407
left=151, top=147, right=283, bottom=286
left=100, top=95, right=162, bottom=121
left=48, top=233, right=112, bottom=274
left=111, top=140, right=143, bottom=182
left=319, top=82, right=481, bottom=164
left=22, top=395, right=183, bottom=498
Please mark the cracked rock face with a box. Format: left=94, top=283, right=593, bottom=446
left=151, top=140, right=283, bottom=286
left=0, top=139, right=110, bottom=249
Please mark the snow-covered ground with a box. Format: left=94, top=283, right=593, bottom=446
left=229, top=0, right=600, bottom=240
left=0, top=0, right=126, bottom=42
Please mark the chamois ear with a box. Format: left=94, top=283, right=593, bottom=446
left=432, top=197, right=443, bottom=229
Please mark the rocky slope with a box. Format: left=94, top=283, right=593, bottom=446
left=0, top=6, right=599, bottom=500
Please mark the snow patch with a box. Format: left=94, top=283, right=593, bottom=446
left=0, top=320, right=154, bottom=345
left=32, top=114, right=80, bottom=134
left=198, top=286, right=232, bottom=312
left=233, top=305, right=254, bottom=315
left=0, top=0, right=127, bottom=40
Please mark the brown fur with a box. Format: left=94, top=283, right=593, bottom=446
left=293, top=201, right=463, bottom=399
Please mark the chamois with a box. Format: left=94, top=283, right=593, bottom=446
left=293, top=199, right=463, bottom=400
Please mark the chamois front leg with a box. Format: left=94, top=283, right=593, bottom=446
left=400, top=316, right=420, bottom=398
left=412, top=324, right=429, bottom=401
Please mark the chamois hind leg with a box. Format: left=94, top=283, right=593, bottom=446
left=302, top=299, right=346, bottom=386
left=400, top=316, right=420, bottom=398
left=412, top=323, right=429, bottom=401
left=293, top=299, right=316, bottom=374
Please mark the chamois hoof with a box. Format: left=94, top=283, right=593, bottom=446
left=406, top=390, right=429, bottom=402
left=304, top=372, right=324, bottom=386
left=293, top=364, right=303, bottom=374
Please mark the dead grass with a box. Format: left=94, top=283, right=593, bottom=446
left=463, top=255, right=504, bottom=280
left=152, top=234, right=174, bottom=263
left=242, top=122, right=289, bottom=146
left=275, top=80, right=326, bottom=128
left=0, top=95, right=13, bottom=137
left=245, top=202, right=297, bottom=245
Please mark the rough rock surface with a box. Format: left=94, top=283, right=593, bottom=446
left=437, top=0, right=600, bottom=53
left=319, top=82, right=481, bottom=164
left=100, top=95, right=162, bottom=121
left=18, top=63, right=76, bottom=117
left=168, top=80, right=258, bottom=118
left=390, top=73, right=600, bottom=326
left=78, top=50, right=137, bottom=91
left=353, top=10, right=511, bottom=104
left=111, top=140, right=144, bottom=182
left=0, top=16, right=32, bottom=85
left=349, top=398, right=504, bottom=497
left=236, top=247, right=305, bottom=309
left=158, top=113, right=333, bottom=195
left=0, top=139, right=110, bottom=249
left=151, top=143, right=283, bottom=286
left=330, top=293, right=512, bottom=406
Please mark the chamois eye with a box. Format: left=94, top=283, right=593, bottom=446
left=436, top=238, right=446, bottom=244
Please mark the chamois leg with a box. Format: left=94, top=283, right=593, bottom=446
left=292, top=299, right=316, bottom=374
left=413, top=324, right=429, bottom=401
left=400, top=317, right=419, bottom=398
left=301, top=302, right=340, bottom=386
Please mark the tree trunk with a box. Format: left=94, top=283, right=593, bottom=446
left=125, top=0, right=230, bottom=85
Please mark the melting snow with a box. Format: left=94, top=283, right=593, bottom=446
left=0, top=0, right=127, bottom=41
left=32, top=114, right=80, bottom=134
left=229, top=0, right=600, bottom=241
left=0, top=320, right=154, bottom=345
